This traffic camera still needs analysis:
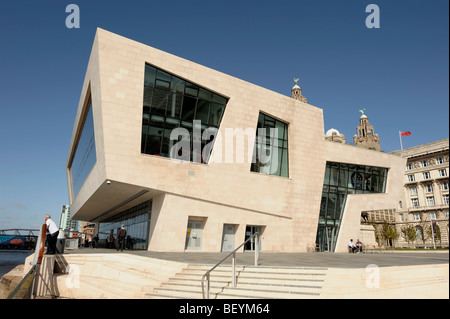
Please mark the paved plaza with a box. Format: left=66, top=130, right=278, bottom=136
left=66, top=248, right=449, bottom=269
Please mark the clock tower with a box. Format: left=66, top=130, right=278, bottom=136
left=353, top=109, right=381, bottom=151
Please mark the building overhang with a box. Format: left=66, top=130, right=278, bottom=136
left=71, top=180, right=163, bottom=223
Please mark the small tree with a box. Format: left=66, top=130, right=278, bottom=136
left=419, top=221, right=432, bottom=245
left=380, top=221, right=399, bottom=248
left=401, top=224, right=417, bottom=248
left=425, top=222, right=442, bottom=247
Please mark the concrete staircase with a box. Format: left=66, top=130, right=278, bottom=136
left=50, top=253, right=189, bottom=299
left=25, top=252, right=449, bottom=299
left=145, top=264, right=327, bottom=299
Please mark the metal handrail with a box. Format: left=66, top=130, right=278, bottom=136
left=201, top=232, right=260, bottom=299
left=7, top=265, right=37, bottom=299
left=7, top=223, right=46, bottom=299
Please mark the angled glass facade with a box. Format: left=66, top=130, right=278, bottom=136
left=316, top=162, right=388, bottom=252
left=98, top=200, right=152, bottom=250
left=250, top=113, right=289, bottom=178
left=141, top=64, right=228, bottom=163
left=71, top=100, right=96, bottom=198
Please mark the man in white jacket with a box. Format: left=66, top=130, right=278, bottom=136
left=45, top=214, right=59, bottom=254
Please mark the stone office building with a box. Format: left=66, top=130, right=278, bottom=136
left=391, top=138, right=449, bottom=247
left=66, top=28, right=405, bottom=253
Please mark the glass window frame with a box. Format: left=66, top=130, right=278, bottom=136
left=71, top=98, right=97, bottom=198
left=315, top=162, right=388, bottom=252
left=141, top=63, right=228, bottom=164
left=250, top=112, right=289, bottom=178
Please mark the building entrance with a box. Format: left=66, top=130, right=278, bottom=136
left=185, top=219, right=204, bottom=250
left=221, top=224, right=236, bottom=252
left=316, top=225, right=338, bottom=252
left=244, top=226, right=262, bottom=252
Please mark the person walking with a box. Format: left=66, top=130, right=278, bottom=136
left=45, top=214, right=59, bottom=254
left=93, top=234, right=99, bottom=248
left=117, top=225, right=127, bottom=251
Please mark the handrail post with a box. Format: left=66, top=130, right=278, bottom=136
left=232, top=251, right=236, bottom=287
left=37, top=223, right=47, bottom=265
left=254, top=233, right=259, bottom=266
left=206, top=273, right=210, bottom=299
left=31, top=224, right=46, bottom=266
left=201, top=232, right=261, bottom=299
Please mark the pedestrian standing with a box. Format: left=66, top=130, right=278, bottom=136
left=45, top=214, right=59, bottom=254
left=93, top=234, right=99, bottom=248
left=117, top=225, right=127, bottom=251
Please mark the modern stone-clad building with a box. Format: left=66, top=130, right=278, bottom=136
left=66, top=28, right=406, bottom=253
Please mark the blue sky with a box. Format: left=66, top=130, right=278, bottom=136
left=0, top=0, right=448, bottom=230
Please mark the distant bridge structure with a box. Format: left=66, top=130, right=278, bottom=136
left=0, top=229, right=40, bottom=236
left=0, top=229, right=39, bottom=250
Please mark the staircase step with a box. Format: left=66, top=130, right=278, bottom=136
left=162, top=281, right=322, bottom=294
left=175, top=270, right=326, bottom=281
left=145, top=264, right=327, bottom=299
left=169, top=276, right=324, bottom=285
left=153, top=285, right=320, bottom=299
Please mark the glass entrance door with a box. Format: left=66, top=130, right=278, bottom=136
left=244, top=226, right=261, bottom=251
left=316, top=225, right=338, bottom=252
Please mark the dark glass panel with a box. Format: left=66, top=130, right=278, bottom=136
left=209, top=103, right=224, bottom=127
left=160, top=118, right=180, bottom=158
left=195, top=100, right=210, bottom=125
left=329, top=167, right=339, bottom=186
left=280, top=149, right=289, bottom=178
left=71, top=102, right=96, bottom=197
left=155, top=79, right=170, bottom=90
left=181, top=96, right=197, bottom=122
left=212, top=93, right=227, bottom=105
left=144, top=65, right=156, bottom=87
left=171, top=77, right=185, bottom=94
left=275, top=121, right=286, bottom=141
left=185, top=82, right=198, bottom=97
left=264, top=117, right=275, bottom=128
left=143, top=87, right=153, bottom=107
left=145, top=124, right=164, bottom=155
left=271, top=148, right=282, bottom=176
left=327, top=194, right=336, bottom=220
left=167, top=92, right=182, bottom=119
left=156, top=69, right=171, bottom=83
left=198, top=88, right=212, bottom=101
left=338, top=169, right=348, bottom=187
left=151, top=88, right=169, bottom=115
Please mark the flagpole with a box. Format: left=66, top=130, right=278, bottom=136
left=399, top=131, right=403, bottom=150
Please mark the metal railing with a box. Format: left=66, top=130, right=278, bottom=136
left=201, top=232, right=260, bottom=299
left=7, top=223, right=47, bottom=299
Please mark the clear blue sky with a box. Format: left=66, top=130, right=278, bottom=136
left=0, top=0, right=448, bottom=230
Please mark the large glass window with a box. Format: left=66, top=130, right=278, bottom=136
left=71, top=100, right=96, bottom=198
left=250, top=113, right=289, bottom=178
left=141, top=64, right=228, bottom=163
left=98, top=200, right=152, bottom=250
left=316, top=162, right=388, bottom=252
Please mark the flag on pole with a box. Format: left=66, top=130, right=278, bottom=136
left=399, top=131, right=412, bottom=150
